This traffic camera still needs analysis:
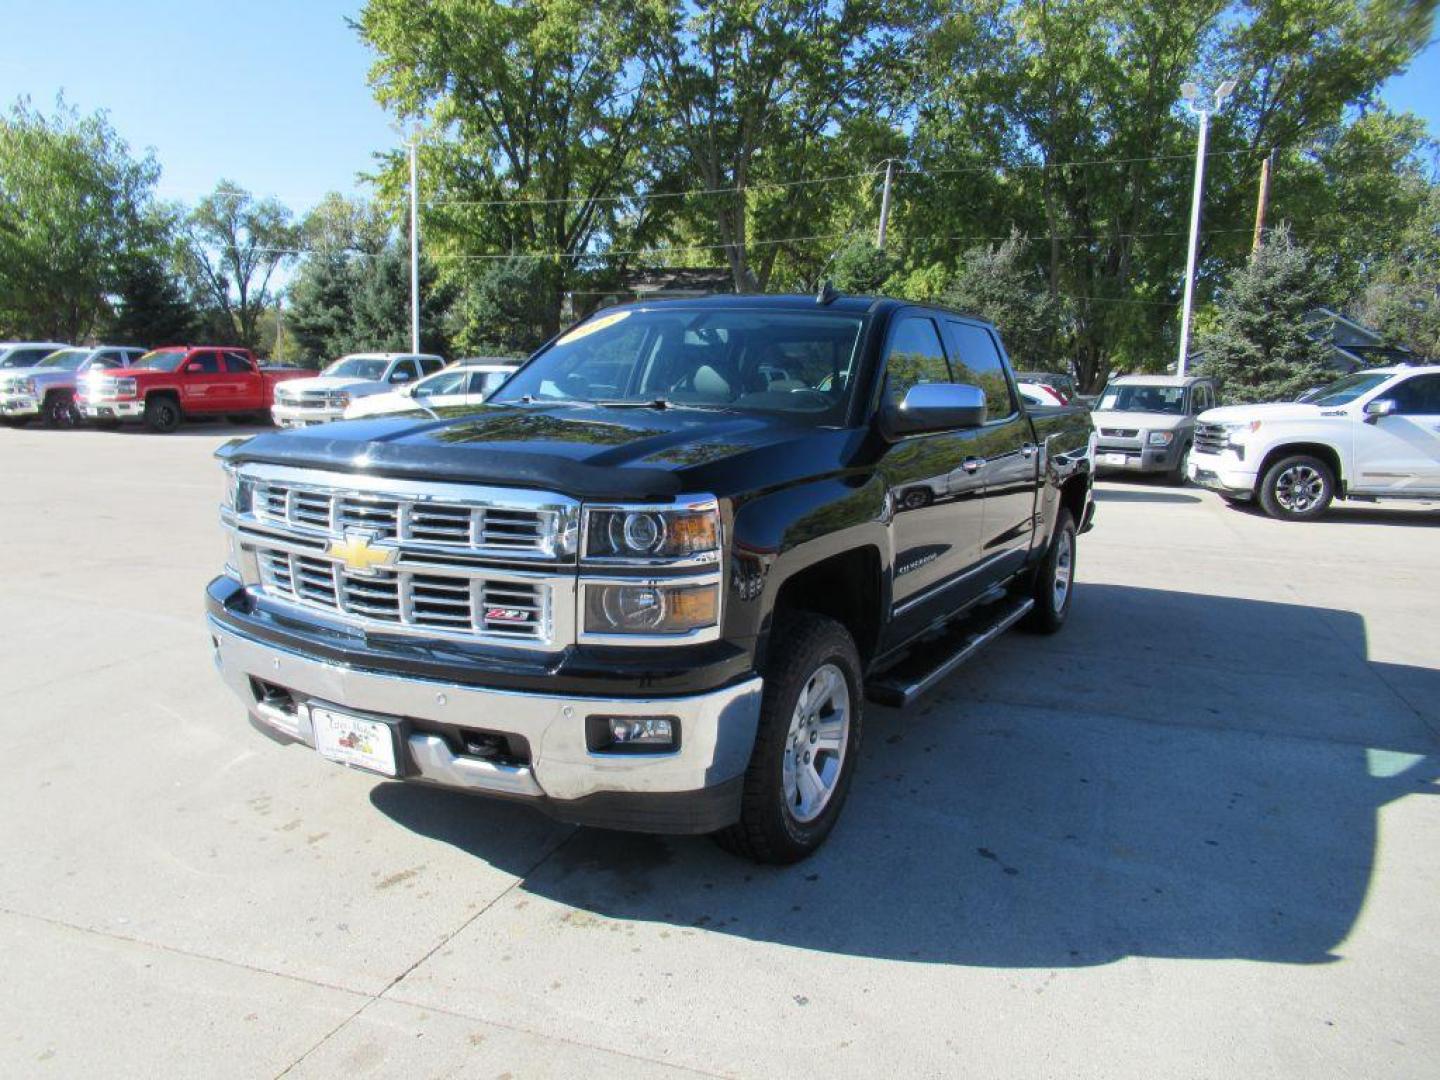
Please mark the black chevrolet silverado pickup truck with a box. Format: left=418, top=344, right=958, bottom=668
left=208, top=294, right=1095, bottom=862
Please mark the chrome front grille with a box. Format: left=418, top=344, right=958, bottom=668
left=1194, top=422, right=1229, bottom=455
left=256, top=547, right=547, bottom=639
left=229, top=464, right=580, bottom=649
left=252, top=479, right=555, bottom=555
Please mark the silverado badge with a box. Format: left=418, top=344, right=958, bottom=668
left=328, top=532, right=398, bottom=575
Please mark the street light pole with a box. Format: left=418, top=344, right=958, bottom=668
left=408, top=137, right=421, bottom=355
left=1176, top=79, right=1236, bottom=378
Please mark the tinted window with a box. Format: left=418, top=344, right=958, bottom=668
left=5, top=347, right=58, bottom=367
left=415, top=370, right=466, bottom=397
left=1099, top=383, right=1186, bottom=414
left=945, top=322, right=1015, bottom=415
left=390, top=359, right=420, bottom=382
left=222, top=352, right=253, bottom=373
left=492, top=307, right=865, bottom=423
left=419, top=356, right=445, bottom=375
left=883, top=317, right=951, bottom=408
left=1387, top=375, right=1440, bottom=415
left=187, top=352, right=221, bottom=374
left=470, top=370, right=511, bottom=396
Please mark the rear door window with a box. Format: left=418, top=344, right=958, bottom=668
left=1387, top=374, right=1440, bottom=415
left=418, top=356, right=445, bottom=376
left=188, top=351, right=222, bottom=374
left=944, top=321, right=1016, bottom=417
left=222, top=352, right=253, bottom=374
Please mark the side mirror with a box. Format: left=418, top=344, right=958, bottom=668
left=883, top=383, right=987, bottom=438
left=1364, top=398, right=1396, bottom=423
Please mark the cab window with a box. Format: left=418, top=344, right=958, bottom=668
left=419, top=356, right=445, bottom=376
left=883, top=317, right=951, bottom=409
left=945, top=321, right=1016, bottom=417
left=1387, top=375, right=1440, bottom=415
left=222, top=352, right=253, bottom=374
left=187, top=352, right=221, bottom=374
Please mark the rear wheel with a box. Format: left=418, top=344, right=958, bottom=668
left=144, top=396, right=182, bottom=434
left=1020, top=508, right=1076, bottom=634
left=714, top=614, right=863, bottom=864
left=1258, top=454, right=1333, bottom=521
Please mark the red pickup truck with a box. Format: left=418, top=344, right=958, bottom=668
left=77, top=346, right=315, bottom=433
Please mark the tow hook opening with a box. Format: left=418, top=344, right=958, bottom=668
left=455, top=728, right=531, bottom=769
left=249, top=678, right=299, bottom=718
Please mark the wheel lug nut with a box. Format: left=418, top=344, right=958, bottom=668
left=809, top=732, right=817, bottom=743
left=804, top=751, right=811, bottom=763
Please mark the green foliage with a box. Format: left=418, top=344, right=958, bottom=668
left=1352, top=184, right=1440, bottom=358
left=0, top=98, right=160, bottom=340
left=942, top=232, right=1063, bottom=372
left=183, top=182, right=298, bottom=350
left=446, top=258, right=554, bottom=357
left=827, top=240, right=897, bottom=295
left=1196, top=227, right=1337, bottom=403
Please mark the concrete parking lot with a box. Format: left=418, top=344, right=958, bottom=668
left=1, top=422, right=1437, bottom=1079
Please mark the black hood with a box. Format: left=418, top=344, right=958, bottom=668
left=224, top=403, right=863, bottom=502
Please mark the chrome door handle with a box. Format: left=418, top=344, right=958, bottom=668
left=962, top=456, right=987, bottom=473
left=1020, top=443, right=1036, bottom=458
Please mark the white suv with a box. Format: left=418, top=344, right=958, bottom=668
left=271, top=352, right=445, bottom=428
left=1189, top=365, right=1440, bottom=520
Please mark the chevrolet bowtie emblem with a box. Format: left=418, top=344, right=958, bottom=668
left=327, top=532, right=398, bottom=574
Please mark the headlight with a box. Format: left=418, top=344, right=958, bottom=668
left=330, top=391, right=351, bottom=407
left=221, top=463, right=252, bottom=513
left=583, top=499, right=720, bottom=564
left=1222, top=420, right=1262, bottom=438
left=1147, top=431, right=1175, bottom=447
left=111, top=377, right=137, bottom=399
left=583, top=581, right=719, bottom=636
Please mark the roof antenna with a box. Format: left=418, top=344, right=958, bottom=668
left=816, top=279, right=839, bottom=306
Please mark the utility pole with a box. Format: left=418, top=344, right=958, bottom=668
left=408, top=137, right=421, bottom=355
left=1251, top=150, right=1274, bottom=255
left=1176, top=79, right=1236, bottom=378
left=876, top=160, right=895, bottom=250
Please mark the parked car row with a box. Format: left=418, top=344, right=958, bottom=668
left=0, top=343, right=521, bottom=433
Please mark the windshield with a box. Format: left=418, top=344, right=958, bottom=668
left=36, top=349, right=89, bottom=370
left=491, top=307, right=866, bottom=422
left=1098, top=383, right=1187, bottom=414
left=324, top=356, right=390, bottom=380
left=132, top=350, right=187, bottom=372
left=1307, top=372, right=1393, bottom=406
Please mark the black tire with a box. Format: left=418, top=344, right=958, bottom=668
left=1257, top=454, right=1334, bottom=521
left=1, top=416, right=29, bottom=428
left=144, top=396, right=182, bottom=434
left=713, top=614, right=863, bottom=864
left=42, top=392, right=79, bottom=429
left=92, top=418, right=120, bottom=430
left=1020, top=508, right=1076, bottom=634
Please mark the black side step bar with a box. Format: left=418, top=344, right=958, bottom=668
left=865, top=595, right=1035, bottom=708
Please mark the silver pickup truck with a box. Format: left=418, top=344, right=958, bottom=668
left=0, top=345, right=146, bottom=427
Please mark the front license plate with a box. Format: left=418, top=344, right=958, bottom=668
left=312, top=707, right=398, bottom=777
left=1103, top=452, right=1128, bottom=466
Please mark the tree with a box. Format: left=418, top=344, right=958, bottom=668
left=633, top=0, right=915, bottom=292
left=1353, top=183, right=1440, bottom=359
left=943, top=232, right=1064, bottom=372
left=286, top=194, right=395, bottom=363
left=183, top=182, right=298, bottom=349
left=358, top=0, right=658, bottom=337
left=350, top=243, right=453, bottom=357
left=826, top=239, right=896, bottom=295
left=1196, top=227, right=1336, bottom=403
left=0, top=98, right=159, bottom=340
left=446, top=257, right=553, bottom=357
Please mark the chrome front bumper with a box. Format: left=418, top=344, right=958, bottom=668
left=209, top=614, right=762, bottom=829
left=81, top=400, right=144, bottom=419
left=272, top=403, right=344, bottom=427
left=1, top=394, right=39, bottom=416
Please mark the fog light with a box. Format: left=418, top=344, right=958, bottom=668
left=587, top=715, right=680, bottom=753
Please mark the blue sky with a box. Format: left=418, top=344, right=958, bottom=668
left=0, top=1, right=1436, bottom=215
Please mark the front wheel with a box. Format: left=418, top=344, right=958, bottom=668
left=1020, top=508, right=1076, bottom=634
left=144, top=396, right=182, bottom=434
left=1258, top=454, right=1334, bottom=521
left=1167, top=442, right=1191, bottom=486
left=714, top=614, right=863, bottom=864
left=42, top=392, right=79, bottom=429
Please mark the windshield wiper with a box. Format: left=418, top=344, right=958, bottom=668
left=592, top=398, right=675, bottom=410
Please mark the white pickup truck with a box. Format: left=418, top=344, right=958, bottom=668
left=1189, top=364, right=1440, bottom=520
left=271, top=352, right=445, bottom=428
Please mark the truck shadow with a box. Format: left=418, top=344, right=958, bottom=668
left=371, top=584, right=1439, bottom=968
